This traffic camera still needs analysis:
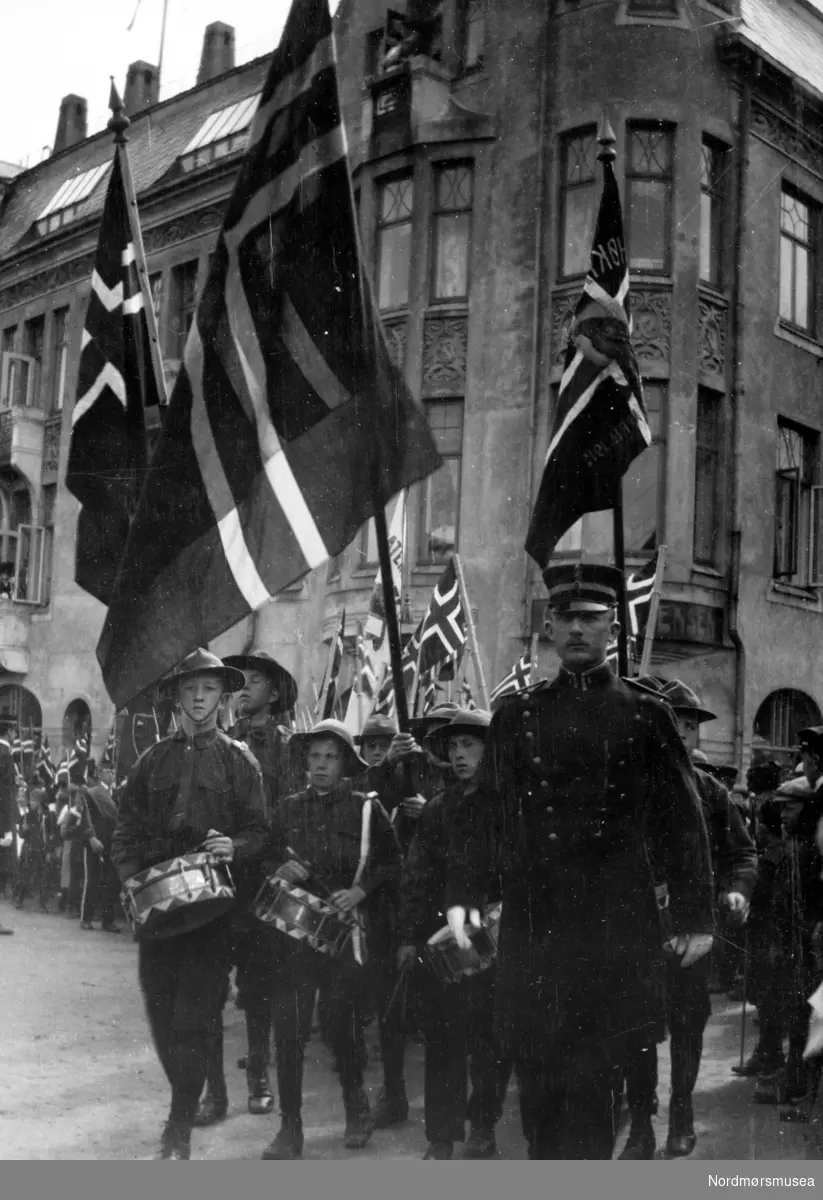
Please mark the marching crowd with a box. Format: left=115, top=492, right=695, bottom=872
left=5, top=563, right=823, bottom=1161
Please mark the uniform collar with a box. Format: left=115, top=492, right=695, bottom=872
left=173, top=728, right=220, bottom=750
left=557, top=661, right=614, bottom=691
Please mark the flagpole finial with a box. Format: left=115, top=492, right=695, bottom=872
left=108, top=77, right=130, bottom=144
left=597, top=115, right=616, bottom=164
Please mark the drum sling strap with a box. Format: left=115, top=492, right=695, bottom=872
left=350, top=796, right=375, bottom=967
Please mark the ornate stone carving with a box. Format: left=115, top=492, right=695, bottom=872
left=698, top=295, right=727, bottom=376
left=422, top=317, right=467, bottom=394
left=41, top=416, right=62, bottom=476
left=383, top=319, right=407, bottom=370
left=0, top=253, right=94, bottom=311
left=551, top=288, right=671, bottom=364
left=631, top=290, right=672, bottom=361
left=142, top=207, right=225, bottom=254
left=752, top=104, right=823, bottom=177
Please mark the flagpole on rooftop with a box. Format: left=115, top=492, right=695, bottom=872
left=107, top=81, right=169, bottom=407
left=597, top=115, right=631, bottom=679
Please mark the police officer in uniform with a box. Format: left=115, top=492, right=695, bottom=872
left=620, top=677, right=757, bottom=1159
left=111, top=650, right=271, bottom=1160
left=445, top=564, right=714, bottom=1160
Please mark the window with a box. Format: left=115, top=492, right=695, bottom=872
left=624, top=381, right=666, bottom=552
left=376, top=176, right=414, bottom=311
left=35, top=162, right=110, bottom=236
left=40, top=485, right=56, bottom=606
left=0, top=484, right=31, bottom=588
left=418, top=399, right=464, bottom=563
left=780, top=187, right=816, bottom=333
left=179, top=94, right=259, bottom=173
left=559, top=129, right=598, bottom=278
left=358, top=520, right=380, bottom=568
left=166, top=260, right=199, bottom=359
left=700, top=140, right=729, bottom=288
left=2, top=328, right=15, bottom=355
left=432, top=163, right=473, bottom=301
left=21, top=316, right=44, bottom=407
left=13, top=524, right=48, bottom=604
left=50, top=308, right=69, bottom=413
left=754, top=689, right=821, bottom=769
left=461, top=0, right=486, bottom=72
left=774, top=420, right=819, bottom=585
left=627, top=124, right=673, bottom=273
left=694, top=388, right=722, bottom=566
left=0, top=354, right=34, bottom=408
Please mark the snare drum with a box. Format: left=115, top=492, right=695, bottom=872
left=253, top=875, right=356, bottom=959
left=425, top=903, right=502, bottom=985
left=120, top=852, right=236, bottom=941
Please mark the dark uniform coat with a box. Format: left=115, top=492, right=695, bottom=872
left=230, top=716, right=301, bottom=822
left=694, top=766, right=757, bottom=901
left=446, top=663, right=715, bottom=1060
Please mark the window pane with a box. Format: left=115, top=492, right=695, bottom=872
left=779, top=236, right=794, bottom=322
left=464, top=0, right=486, bottom=69
left=623, top=443, right=660, bottom=552
left=629, top=179, right=668, bottom=271
left=555, top=518, right=583, bottom=553
left=774, top=472, right=798, bottom=577
left=420, top=459, right=460, bottom=563
left=795, top=245, right=810, bottom=330
left=565, top=133, right=597, bottom=186
left=437, top=165, right=473, bottom=211
left=694, top=391, right=720, bottom=565
left=377, top=223, right=412, bottom=310
left=699, top=193, right=713, bottom=283
left=562, top=187, right=596, bottom=276
left=433, top=212, right=470, bottom=299
left=380, top=179, right=413, bottom=222
left=427, top=401, right=464, bottom=454
left=630, top=128, right=672, bottom=177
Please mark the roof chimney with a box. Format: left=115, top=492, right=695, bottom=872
left=53, top=95, right=88, bottom=155
left=197, top=22, right=236, bottom=84
left=123, top=61, right=160, bottom=116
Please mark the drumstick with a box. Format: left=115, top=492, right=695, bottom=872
left=285, top=845, right=334, bottom=900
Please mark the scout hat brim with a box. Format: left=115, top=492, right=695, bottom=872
left=222, top=651, right=298, bottom=712
left=159, top=649, right=246, bottom=695
left=290, top=719, right=368, bottom=774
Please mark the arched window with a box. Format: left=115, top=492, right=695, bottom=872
left=753, top=688, right=822, bottom=768
left=63, top=699, right=91, bottom=757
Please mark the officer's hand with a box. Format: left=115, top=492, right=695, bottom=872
left=666, top=933, right=713, bottom=968
left=386, top=734, right=419, bottom=765
left=274, top=860, right=309, bottom=884
left=402, top=794, right=427, bottom=819
left=725, top=891, right=750, bottom=921
left=203, top=829, right=235, bottom=862
left=447, top=905, right=481, bottom=951
left=330, top=886, right=366, bottom=912
left=89, top=836, right=104, bottom=856
left=397, top=944, right=417, bottom=970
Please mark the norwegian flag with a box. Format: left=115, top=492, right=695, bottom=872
left=36, top=737, right=56, bottom=790
left=66, top=110, right=163, bottom=607
left=489, top=652, right=533, bottom=708
left=525, top=138, right=651, bottom=568
left=318, top=608, right=346, bottom=720
left=101, top=722, right=117, bottom=768
left=95, top=0, right=440, bottom=709
left=627, top=551, right=659, bottom=639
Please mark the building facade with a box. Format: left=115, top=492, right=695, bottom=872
left=1, top=3, right=822, bottom=773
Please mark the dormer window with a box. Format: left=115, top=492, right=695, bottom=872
left=179, top=94, right=260, bottom=173
left=35, top=162, right=110, bottom=236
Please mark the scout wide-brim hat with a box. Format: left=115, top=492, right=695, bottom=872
left=409, top=702, right=461, bottom=739
left=630, top=675, right=717, bottom=723
left=798, top=726, right=823, bottom=759
left=160, top=648, right=246, bottom=695
left=291, top=718, right=368, bottom=774
left=222, top=649, right=298, bottom=712
left=543, top=562, right=622, bottom=613
left=426, top=707, right=492, bottom=757
left=355, top=713, right=398, bottom=745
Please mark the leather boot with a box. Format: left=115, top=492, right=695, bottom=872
left=618, top=1116, right=656, bottom=1160
left=156, top=1120, right=191, bottom=1160
left=373, top=1082, right=409, bottom=1129
left=343, top=1086, right=374, bottom=1150
left=247, top=1010, right=274, bottom=1115
left=262, top=1115, right=304, bottom=1159
left=463, top=1125, right=497, bottom=1159
left=666, top=1101, right=696, bottom=1158
left=194, top=1023, right=228, bottom=1125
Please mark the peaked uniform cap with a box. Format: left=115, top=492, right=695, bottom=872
left=798, top=726, right=823, bottom=756
left=356, top=714, right=399, bottom=744
left=160, top=648, right=245, bottom=695
left=291, top=718, right=368, bottom=772
left=543, top=563, right=622, bottom=612
left=222, top=648, right=298, bottom=711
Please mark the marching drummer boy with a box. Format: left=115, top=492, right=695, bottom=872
left=111, top=649, right=272, bottom=1161
left=259, top=718, right=401, bottom=1161
left=398, top=708, right=511, bottom=1161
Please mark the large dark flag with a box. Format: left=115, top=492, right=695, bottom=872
left=525, top=153, right=651, bottom=568
left=66, top=146, right=162, bottom=605
left=97, top=0, right=441, bottom=708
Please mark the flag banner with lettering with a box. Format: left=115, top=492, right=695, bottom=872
left=525, top=153, right=651, bottom=568
left=66, top=145, right=162, bottom=606
left=96, top=0, right=441, bottom=708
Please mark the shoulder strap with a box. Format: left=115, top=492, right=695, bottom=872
left=352, top=795, right=373, bottom=889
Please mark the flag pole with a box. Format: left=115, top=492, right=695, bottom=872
left=530, top=631, right=539, bottom=678
left=107, top=82, right=168, bottom=407
left=316, top=612, right=341, bottom=719
left=596, top=117, right=630, bottom=678
left=453, top=554, right=490, bottom=710
left=373, top=503, right=412, bottom=737
left=638, top=544, right=668, bottom=676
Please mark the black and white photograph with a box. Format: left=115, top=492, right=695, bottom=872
left=1, top=0, right=823, bottom=1188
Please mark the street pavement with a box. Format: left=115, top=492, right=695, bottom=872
left=2, top=895, right=823, bottom=1160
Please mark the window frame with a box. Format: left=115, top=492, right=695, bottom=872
left=558, top=127, right=598, bottom=280
left=779, top=184, right=817, bottom=336
left=430, top=160, right=474, bottom=303
left=626, top=121, right=675, bottom=276
left=50, top=307, right=70, bottom=414
left=700, top=138, right=729, bottom=290
left=375, top=172, right=415, bottom=313
left=166, top=259, right=200, bottom=361
left=417, top=396, right=465, bottom=565
left=693, top=387, right=723, bottom=567
left=623, top=379, right=667, bottom=554
left=459, top=0, right=487, bottom=74
left=773, top=418, right=819, bottom=587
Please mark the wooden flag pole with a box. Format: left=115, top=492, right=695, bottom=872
left=530, top=631, right=539, bottom=678
left=453, top=554, right=490, bottom=710
left=596, top=116, right=630, bottom=678
left=107, top=83, right=169, bottom=407
left=316, top=614, right=341, bottom=720
left=638, top=544, right=668, bottom=677
left=373, top=503, right=413, bottom=756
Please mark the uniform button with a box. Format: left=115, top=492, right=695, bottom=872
left=522, top=706, right=532, bottom=716
left=545, top=807, right=554, bottom=814
left=548, top=833, right=558, bottom=841
left=532, top=756, right=542, bottom=766
left=594, top=831, right=603, bottom=838
left=540, top=780, right=549, bottom=790
left=524, top=731, right=535, bottom=741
